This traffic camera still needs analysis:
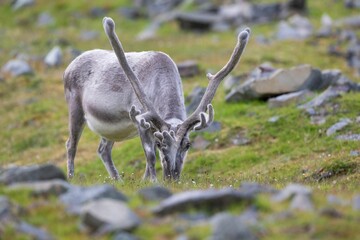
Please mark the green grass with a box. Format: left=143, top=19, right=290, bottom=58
left=0, top=0, right=360, bottom=239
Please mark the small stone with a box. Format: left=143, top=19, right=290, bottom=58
left=268, top=116, right=280, bottom=123
left=138, top=186, right=172, bottom=201
left=37, top=12, right=54, bottom=27
left=290, top=193, right=314, bottom=212
left=80, top=199, right=141, bottom=234
left=60, top=184, right=128, bottom=214
left=177, top=60, right=199, bottom=78
left=326, top=118, right=352, bottom=136
left=231, top=134, right=251, bottom=146
left=192, top=135, right=210, bottom=150
left=353, top=195, right=360, bottom=211
left=186, top=86, right=205, bottom=114
left=44, top=46, right=62, bottom=67
left=2, top=59, right=33, bottom=77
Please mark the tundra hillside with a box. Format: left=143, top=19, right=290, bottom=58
left=0, top=0, right=359, bottom=239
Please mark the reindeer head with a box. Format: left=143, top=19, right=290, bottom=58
left=103, top=17, right=250, bottom=181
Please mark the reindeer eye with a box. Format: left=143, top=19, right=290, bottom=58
left=156, top=142, right=161, bottom=148
left=184, top=142, right=191, bottom=150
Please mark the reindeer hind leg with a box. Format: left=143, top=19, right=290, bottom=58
left=66, top=98, right=85, bottom=179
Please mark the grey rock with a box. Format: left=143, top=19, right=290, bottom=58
left=299, top=68, right=323, bottom=91
left=336, top=15, right=360, bottom=28
left=11, top=0, right=34, bottom=11
left=336, top=134, right=360, bottom=141
left=272, top=183, right=312, bottom=202
left=290, top=193, right=314, bottom=212
left=80, top=199, right=140, bottom=234
left=60, top=184, right=128, bottom=214
left=192, top=135, right=210, bottom=150
left=186, top=86, right=205, bottom=114
left=353, top=195, right=360, bottom=211
left=15, top=221, right=54, bottom=240
left=80, top=30, right=99, bottom=41
left=0, top=164, right=66, bottom=185
left=37, top=12, right=54, bottom=27
left=2, top=59, right=33, bottom=77
left=317, top=14, right=333, bottom=38
left=137, top=0, right=183, bottom=17
left=321, top=69, right=342, bottom=87
left=8, top=179, right=71, bottom=197
left=113, top=232, right=140, bottom=240
left=326, top=118, right=352, bottom=136
left=138, top=186, right=172, bottom=201
left=210, top=212, right=258, bottom=240
left=153, top=188, right=253, bottom=216
left=310, top=115, right=327, bottom=125
left=268, top=90, right=314, bottom=108
left=177, top=60, right=199, bottom=78
left=44, top=46, right=62, bottom=67
left=239, top=182, right=277, bottom=195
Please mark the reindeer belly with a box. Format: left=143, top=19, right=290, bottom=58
left=85, top=113, right=138, bottom=141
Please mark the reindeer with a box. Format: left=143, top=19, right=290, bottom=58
left=63, top=17, right=250, bottom=182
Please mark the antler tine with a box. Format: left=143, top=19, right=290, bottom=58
left=103, top=17, right=169, bottom=131
left=178, top=28, right=250, bottom=135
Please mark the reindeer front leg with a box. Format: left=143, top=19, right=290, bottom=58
left=139, top=128, right=158, bottom=182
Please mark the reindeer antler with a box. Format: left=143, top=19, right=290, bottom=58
left=177, top=28, right=250, bottom=137
left=103, top=17, right=170, bottom=131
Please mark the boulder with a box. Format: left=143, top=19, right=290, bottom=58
left=226, top=65, right=312, bottom=102
left=0, top=164, right=66, bottom=185
left=153, top=188, right=253, bottom=216
left=44, top=46, right=62, bottom=67
left=138, top=186, right=172, bottom=201
left=60, top=184, right=128, bottom=214
left=2, top=59, right=33, bottom=77
left=80, top=199, right=141, bottom=234
left=317, top=14, right=333, bottom=38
